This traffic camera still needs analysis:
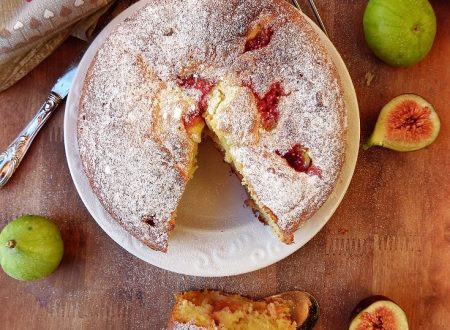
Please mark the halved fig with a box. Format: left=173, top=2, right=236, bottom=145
left=349, top=295, right=409, bottom=330
left=363, top=94, right=440, bottom=152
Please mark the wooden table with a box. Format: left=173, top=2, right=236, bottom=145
left=1, top=1, right=449, bottom=329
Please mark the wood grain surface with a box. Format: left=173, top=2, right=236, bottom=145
left=1, top=1, right=449, bottom=329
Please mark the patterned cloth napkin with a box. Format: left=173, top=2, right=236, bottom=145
left=0, top=0, right=137, bottom=92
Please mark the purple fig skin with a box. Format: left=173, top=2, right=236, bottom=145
left=350, top=295, right=394, bottom=320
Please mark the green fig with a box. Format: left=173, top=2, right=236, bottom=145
left=0, top=215, right=64, bottom=281
left=363, top=0, right=437, bottom=67
left=363, top=94, right=440, bottom=152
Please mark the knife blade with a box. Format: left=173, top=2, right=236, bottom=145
left=52, top=64, right=78, bottom=99
left=0, top=63, right=79, bottom=187
left=291, top=0, right=329, bottom=38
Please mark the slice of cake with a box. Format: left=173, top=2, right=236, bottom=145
left=167, top=291, right=298, bottom=330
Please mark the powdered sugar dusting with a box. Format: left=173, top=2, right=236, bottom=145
left=223, top=8, right=346, bottom=233
left=169, top=321, right=206, bottom=330
left=78, top=0, right=346, bottom=251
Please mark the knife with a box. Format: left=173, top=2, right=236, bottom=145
left=0, top=64, right=78, bottom=188
left=291, top=0, right=329, bottom=38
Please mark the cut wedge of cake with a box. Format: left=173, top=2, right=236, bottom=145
left=167, top=291, right=298, bottom=330
left=77, top=0, right=347, bottom=252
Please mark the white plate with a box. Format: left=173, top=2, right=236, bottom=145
left=64, top=1, right=360, bottom=277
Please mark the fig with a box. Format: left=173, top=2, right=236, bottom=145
left=0, top=215, right=64, bottom=281
left=363, top=94, right=440, bottom=152
left=349, top=295, right=409, bottom=330
left=363, top=0, right=436, bottom=67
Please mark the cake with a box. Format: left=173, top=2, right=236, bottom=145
left=78, top=0, right=347, bottom=252
left=167, top=291, right=297, bottom=329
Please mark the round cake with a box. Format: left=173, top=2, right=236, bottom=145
left=78, top=0, right=347, bottom=252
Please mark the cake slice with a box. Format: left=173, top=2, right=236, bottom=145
left=167, top=291, right=298, bottom=330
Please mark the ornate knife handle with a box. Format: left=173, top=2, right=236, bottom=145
left=0, top=92, right=62, bottom=187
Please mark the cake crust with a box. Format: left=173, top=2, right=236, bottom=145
left=78, top=0, right=347, bottom=251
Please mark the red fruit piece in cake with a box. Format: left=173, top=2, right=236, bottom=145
left=245, top=25, right=273, bottom=52
left=277, top=144, right=321, bottom=177
left=177, top=75, right=215, bottom=129
left=246, top=81, right=284, bottom=130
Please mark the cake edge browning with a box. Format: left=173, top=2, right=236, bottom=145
left=204, top=0, right=347, bottom=244
left=77, top=50, right=189, bottom=253
left=261, top=0, right=347, bottom=241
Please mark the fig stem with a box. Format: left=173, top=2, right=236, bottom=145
left=362, top=142, right=372, bottom=150
left=6, top=240, right=16, bottom=248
